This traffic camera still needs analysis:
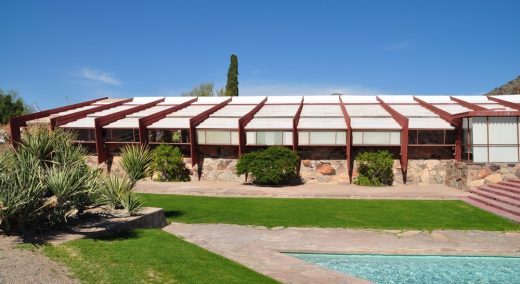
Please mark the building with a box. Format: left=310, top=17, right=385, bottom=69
left=9, top=94, right=520, bottom=186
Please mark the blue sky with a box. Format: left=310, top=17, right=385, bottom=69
left=1, top=0, right=519, bottom=109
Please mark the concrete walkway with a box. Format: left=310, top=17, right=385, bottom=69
left=164, top=223, right=520, bottom=284
left=135, top=180, right=469, bottom=200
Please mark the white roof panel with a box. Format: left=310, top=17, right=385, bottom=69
left=350, top=117, right=401, bottom=130
left=298, top=117, right=346, bottom=129
left=408, top=117, right=454, bottom=130
left=87, top=105, right=133, bottom=117
left=300, top=105, right=343, bottom=117
left=148, top=117, right=191, bottom=129
left=341, top=95, right=378, bottom=103
left=167, top=105, right=214, bottom=117
left=433, top=104, right=471, bottom=114
left=476, top=103, right=516, bottom=111
left=254, top=105, right=300, bottom=117
left=210, top=105, right=255, bottom=117
left=303, top=96, right=340, bottom=103
left=104, top=118, right=139, bottom=129
left=49, top=105, right=98, bottom=118
left=415, top=96, right=453, bottom=103
left=345, top=104, right=390, bottom=117
left=125, top=97, right=164, bottom=104
left=159, top=97, right=194, bottom=105
left=452, top=96, right=490, bottom=104
left=266, top=96, right=302, bottom=104
left=60, top=117, right=96, bottom=128
left=490, top=95, right=520, bottom=103
left=389, top=104, right=437, bottom=117
left=378, top=95, right=415, bottom=103
left=126, top=106, right=171, bottom=118
left=245, top=118, right=293, bottom=130
left=197, top=117, right=239, bottom=129
left=192, top=97, right=229, bottom=104
left=229, top=96, right=266, bottom=104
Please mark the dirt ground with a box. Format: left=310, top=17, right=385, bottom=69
left=0, top=235, right=77, bottom=284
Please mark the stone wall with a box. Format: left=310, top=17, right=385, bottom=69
left=446, top=161, right=520, bottom=190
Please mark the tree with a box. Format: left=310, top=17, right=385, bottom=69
left=225, top=54, right=239, bottom=97
left=182, top=82, right=217, bottom=97
left=0, top=89, right=31, bottom=124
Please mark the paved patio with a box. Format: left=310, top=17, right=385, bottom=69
left=164, top=222, right=520, bottom=284
left=135, top=180, right=469, bottom=200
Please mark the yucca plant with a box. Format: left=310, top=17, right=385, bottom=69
left=119, top=144, right=152, bottom=185
left=99, top=175, right=142, bottom=216
left=117, top=190, right=143, bottom=216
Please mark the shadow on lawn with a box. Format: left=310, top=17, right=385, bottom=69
left=164, top=210, right=185, bottom=220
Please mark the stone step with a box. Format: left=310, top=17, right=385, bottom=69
left=463, top=197, right=520, bottom=223
left=488, top=183, right=520, bottom=195
left=477, top=186, right=520, bottom=201
left=468, top=195, right=520, bottom=217
left=498, top=180, right=520, bottom=189
left=470, top=188, right=520, bottom=208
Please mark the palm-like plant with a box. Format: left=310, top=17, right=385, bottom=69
left=119, top=145, right=152, bottom=185
left=99, top=175, right=142, bottom=215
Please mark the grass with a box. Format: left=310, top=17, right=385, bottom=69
left=43, top=229, right=276, bottom=284
left=140, top=194, right=520, bottom=231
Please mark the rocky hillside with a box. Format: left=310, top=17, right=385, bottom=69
left=485, top=75, right=520, bottom=96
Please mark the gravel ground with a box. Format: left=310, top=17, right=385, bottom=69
left=0, top=235, right=77, bottom=284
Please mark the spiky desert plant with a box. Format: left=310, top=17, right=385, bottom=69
left=99, top=175, right=142, bottom=215
left=119, top=144, right=152, bottom=185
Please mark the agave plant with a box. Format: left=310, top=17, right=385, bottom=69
left=119, top=144, right=152, bottom=185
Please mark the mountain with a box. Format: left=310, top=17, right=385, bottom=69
left=485, top=75, right=520, bottom=96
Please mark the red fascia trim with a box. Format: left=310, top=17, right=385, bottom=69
left=138, top=98, right=197, bottom=144
left=51, top=98, right=133, bottom=128
left=9, top=97, right=107, bottom=148
left=487, top=96, right=520, bottom=111
left=450, top=96, right=487, bottom=111
left=453, top=110, right=520, bottom=118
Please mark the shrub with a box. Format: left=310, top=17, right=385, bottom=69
left=119, top=145, right=152, bottom=185
left=150, top=145, right=190, bottom=182
left=0, top=126, right=104, bottom=232
left=354, top=150, right=394, bottom=186
left=99, top=175, right=142, bottom=215
left=236, top=146, right=300, bottom=185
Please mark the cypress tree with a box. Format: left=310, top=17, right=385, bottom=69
left=225, top=54, right=239, bottom=96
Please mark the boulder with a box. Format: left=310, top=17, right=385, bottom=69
left=317, top=163, right=336, bottom=175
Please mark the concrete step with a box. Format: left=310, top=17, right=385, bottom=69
left=468, top=195, right=520, bottom=217
left=477, top=186, right=520, bottom=201
left=470, top=188, right=520, bottom=208
left=463, top=197, right=520, bottom=223
left=498, top=180, right=520, bottom=189
left=488, top=183, right=520, bottom=195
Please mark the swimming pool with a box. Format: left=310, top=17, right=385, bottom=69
left=288, top=253, right=520, bottom=283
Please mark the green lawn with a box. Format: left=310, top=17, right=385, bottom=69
left=44, top=229, right=276, bottom=284
left=140, top=194, right=520, bottom=231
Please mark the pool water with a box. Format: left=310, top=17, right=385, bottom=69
left=288, top=253, right=520, bottom=283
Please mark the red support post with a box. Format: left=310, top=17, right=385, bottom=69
left=9, top=97, right=107, bottom=148
left=94, top=98, right=165, bottom=164
left=339, top=96, right=353, bottom=183
left=238, top=97, right=268, bottom=156
left=377, top=96, right=409, bottom=183
left=292, top=97, right=304, bottom=151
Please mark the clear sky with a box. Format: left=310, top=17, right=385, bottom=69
left=1, top=0, right=519, bottom=109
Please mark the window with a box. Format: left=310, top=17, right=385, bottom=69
left=197, top=130, right=239, bottom=145
left=148, top=130, right=190, bottom=143
left=408, top=130, right=456, bottom=145
left=466, top=117, right=519, bottom=163
left=298, top=131, right=347, bottom=146
left=246, top=131, right=293, bottom=146
left=352, top=131, right=401, bottom=146
left=106, top=129, right=139, bottom=142
left=72, top=129, right=95, bottom=142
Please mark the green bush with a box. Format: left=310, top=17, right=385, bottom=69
left=150, top=145, right=190, bottom=182
left=236, top=146, right=300, bottom=185
left=354, top=150, right=394, bottom=186
left=119, top=145, right=152, bottom=185
left=0, top=126, right=104, bottom=232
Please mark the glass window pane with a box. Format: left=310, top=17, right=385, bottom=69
left=489, top=147, right=518, bottom=163
left=473, top=146, right=488, bottom=163
left=264, top=132, right=275, bottom=145
left=363, top=132, right=390, bottom=145
left=472, top=117, right=487, bottom=144
left=445, top=131, right=456, bottom=144
left=246, top=131, right=256, bottom=145
left=310, top=131, right=335, bottom=145
left=197, top=130, right=205, bottom=144
left=408, top=130, right=418, bottom=144
left=283, top=132, right=293, bottom=145
left=109, top=129, right=135, bottom=142
left=298, top=131, right=309, bottom=145
left=352, top=131, right=363, bottom=145
left=230, top=131, right=239, bottom=145
left=257, top=132, right=266, bottom=144
left=204, top=131, right=230, bottom=144
left=390, top=132, right=401, bottom=145
left=336, top=131, right=346, bottom=145
left=488, top=117, right=517, bottom=145
left=76, top=129, right=94, bottom=142
left=273, top=132, right=283, bottom=145
left=418, top=130, right=444, bottom=144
